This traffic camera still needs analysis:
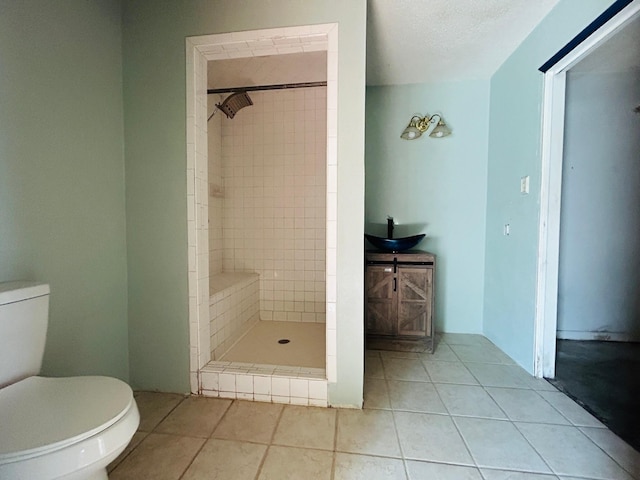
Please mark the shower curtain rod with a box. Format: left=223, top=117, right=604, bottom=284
left=207, top=81, right=327, bottom=95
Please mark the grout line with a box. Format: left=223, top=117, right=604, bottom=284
left=447, top=406, right=482, bottom=473
left=150, top=394, right=189, bottom=433
left=384, top=355, right=410, bottom=474
left=430, top=378, right=452, bottom=417
left=447, top=343, right=464, bottom=363
left=268, top=403, right=287, bottom=445
left=253, top=444, right=270, bottom=480
left=392, top=412, right=412, bottom=479
left=177, top=436, right=208, bottom=480
left=333, top=408, right=339, bottom=452
left=401, top=455, right=478, bottom=468
left=253, top=403, right=286, bottom=480
left=209, top=397, right=235, bottom=437
left=330, top=410, right=339, bottom=479
left=510, top=420, right=557, bottom=476
left=475, top=465, right=558, bottom=478
left=331, top=449, right=412, bottom=461
left=106, top=430, right=150, bottom=474
left=477, top=377, right=511, bottom=422
left=478, top=466, right=490, bottom=480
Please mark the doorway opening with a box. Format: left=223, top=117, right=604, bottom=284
left=535, top=0, right=640, bottom=450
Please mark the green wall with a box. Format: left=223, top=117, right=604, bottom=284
left=123, top=1, right=367, bottom=403
left=365, top=81, right=489, bottom=334
left=4, top=0, right=607, bottom=398
left=483, top=0, right=615, bottom=372
left=0, top=1, right=129, bottom=380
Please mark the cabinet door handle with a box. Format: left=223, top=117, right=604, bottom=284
left=393, top=278, right=397, bottom=292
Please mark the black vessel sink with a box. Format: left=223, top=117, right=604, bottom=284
left=365, top=234, right=426, bottom=252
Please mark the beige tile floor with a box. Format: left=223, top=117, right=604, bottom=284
left=108, top=334, right=640, bottom=479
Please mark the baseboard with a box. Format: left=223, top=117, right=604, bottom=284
left=556, top=330, right=640, bottom=342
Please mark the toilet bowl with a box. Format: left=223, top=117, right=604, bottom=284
left=0, top=282, right=139, bottom=479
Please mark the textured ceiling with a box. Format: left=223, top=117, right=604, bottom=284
left=207, top=1, right=565, bottom=89
left=366, top=0, right=560, bottom=85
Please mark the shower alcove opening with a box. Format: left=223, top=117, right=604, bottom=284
left=186, top=24, right=339, bottom=407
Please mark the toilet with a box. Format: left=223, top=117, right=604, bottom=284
left=0, top=282, right=139, bottom=480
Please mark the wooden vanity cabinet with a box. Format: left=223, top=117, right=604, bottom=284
left=365, top=251, right=435, bottom=352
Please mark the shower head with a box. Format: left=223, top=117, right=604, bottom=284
left=216, top=91, right=253, bottom=119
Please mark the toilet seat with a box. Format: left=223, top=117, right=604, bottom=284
left=0, top=376, right=137, bottom=479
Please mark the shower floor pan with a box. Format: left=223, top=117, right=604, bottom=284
left=200, top=320, right=328, bottom=406
left=221, top=320, right=325, bottom=368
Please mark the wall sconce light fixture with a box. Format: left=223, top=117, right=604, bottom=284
left=401, top=113, right=452, bottom=140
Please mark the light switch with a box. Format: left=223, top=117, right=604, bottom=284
left=520, top=176, right=530, bottom=194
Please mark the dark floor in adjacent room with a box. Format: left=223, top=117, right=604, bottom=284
left=549, top=339, right=640, bottom=452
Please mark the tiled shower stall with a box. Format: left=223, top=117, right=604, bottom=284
left=186, top=25, right=338, bottom=406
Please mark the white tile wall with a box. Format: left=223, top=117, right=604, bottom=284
left=209, top=272, right=260, bottom=359
left=219, top=88, right=327, bottom=324
left=200, top=360, right=328, bottom=407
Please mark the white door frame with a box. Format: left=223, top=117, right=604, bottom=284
left=185, top=24, right=339, bottom=393
left=534, top=0, right=640, bottom=378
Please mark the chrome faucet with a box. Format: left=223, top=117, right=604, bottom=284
left=387, top=216, right=394, bottom=239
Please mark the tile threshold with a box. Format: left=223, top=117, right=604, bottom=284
left=200, top=360, right=328, bottom=407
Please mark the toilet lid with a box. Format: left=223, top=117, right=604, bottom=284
left=0, top=376, right=134, bottom=460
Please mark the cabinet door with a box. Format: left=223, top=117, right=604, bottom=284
left=397, top=267, right=432, bottom=337
left=365, top=265, right=397, bottom=335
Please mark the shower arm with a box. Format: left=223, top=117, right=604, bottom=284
left=208, top=106, right=220, bottom=121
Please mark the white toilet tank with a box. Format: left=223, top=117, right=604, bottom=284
left=0, top=282, right=50, bottom=389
